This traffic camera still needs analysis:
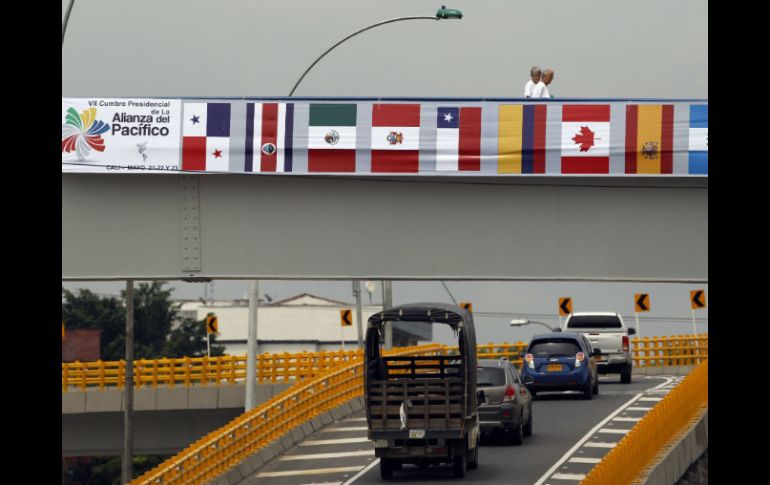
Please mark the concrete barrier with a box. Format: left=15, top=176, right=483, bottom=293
left=638, top=408, right=708, bottom=485
left=223, top=395, right=367, bottom=485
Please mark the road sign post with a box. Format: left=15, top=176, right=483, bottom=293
left=122, top=279, right=134, bottom=485
left=689, top=290, right=706, bottom=364
left=634, top=293, right=650, bottom=338
left=353, top=281, right=364, bottom=349
left=340, top=309, right=353, bottom=351
left=246, top=280, right=259, bottom=411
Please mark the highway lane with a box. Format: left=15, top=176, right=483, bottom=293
left=240, top=375, right=674, bottom=485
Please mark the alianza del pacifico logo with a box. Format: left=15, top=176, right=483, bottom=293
left=62, top=107, right=110, bottom=160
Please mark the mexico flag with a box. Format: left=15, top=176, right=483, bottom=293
left=182, top=103, right=231, bottom=171
left=371, top=104, right=421, bottom=173
left=245, top=103, right=294, bottom=172
left=561, top=105, right=611, bottom=174
left=625, top=105, right=674, bottom=174
left=307, top=104, right=357, bottom=172
left=436, top=106, right=482, bottom=171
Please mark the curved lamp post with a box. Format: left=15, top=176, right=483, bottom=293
left=62, top=0, right=76, bottom=46
left=510, top=319, right=560, bottom=332
left=288, top=6, right=463, bottom=96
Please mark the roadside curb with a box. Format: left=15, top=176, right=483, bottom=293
left=219, top=395, right=367, bottom=485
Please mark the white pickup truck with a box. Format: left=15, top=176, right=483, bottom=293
left=561, top=312, right=636, bottom=383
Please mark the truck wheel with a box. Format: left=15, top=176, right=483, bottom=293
left=621, top=370, right=632, bottom=384
left=467, top=442, right=478, bottom=470
left=452, top=451, right=466, bottom=478
left=509, top=417, right=524, bottom=445
left=380, top=458, right=394, bottom=480
left=523, top=406, right=533, bottom=437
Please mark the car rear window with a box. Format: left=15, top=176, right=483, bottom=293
left=529, top=339, right=582, bottom=358
left=477, top=367, right=506, bottom=387
left=566, top=315, right=622, bottom=329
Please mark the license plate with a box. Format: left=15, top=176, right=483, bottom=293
left=409, top=429, right=425, bottom=439
left=546, top=364, right=562, bottom=371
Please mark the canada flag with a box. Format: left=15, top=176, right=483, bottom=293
left=560, top=105, right=611, bottom=174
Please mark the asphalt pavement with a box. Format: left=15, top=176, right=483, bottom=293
left=240, top=374, right=680, bottom=485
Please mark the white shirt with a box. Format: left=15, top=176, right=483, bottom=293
left=531, top=81, right=551, bottom=98
left=524, top=80, right=536, bottom=98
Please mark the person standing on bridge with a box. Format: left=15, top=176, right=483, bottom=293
left=524, top=66, right=542, bottom=98
left=532, top=68, right=555, bottom=98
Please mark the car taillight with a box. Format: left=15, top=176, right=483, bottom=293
left=622, top=336, right=629, bottom=352
left=525, top=353, right=534, bottom=368
left=503, top=385, right=516, bottom=402
left=575, top=352, right=585, bottom=367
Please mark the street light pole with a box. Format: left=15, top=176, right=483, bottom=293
left=288, top=7, right=462, bottom=96
left=510, top=319, right=559, bottom=332
left=62, top=0, right=75, bottom=46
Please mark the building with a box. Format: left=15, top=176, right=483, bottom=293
left=175, top=293, right=432, bottom=355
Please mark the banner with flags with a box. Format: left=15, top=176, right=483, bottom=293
left=62, top=97, right=708, bottom=177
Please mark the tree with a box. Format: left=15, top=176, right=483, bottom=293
left=164, top=317, right=225, bottom=358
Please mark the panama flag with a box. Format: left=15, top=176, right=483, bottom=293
left=689, top=105, right=708, bottom=174
left=307, top=104, right=357, bottom=172
left=182, top=103, right=231, bottom=172
left=245, top=103, right=294, bottom=172
left=371, top=104, right=421, bottom=173
left=625, top=105, right=674, bottom=174
left=561, top=105, right=611, bottom=174
left=436, top=107, right=482, bottom=171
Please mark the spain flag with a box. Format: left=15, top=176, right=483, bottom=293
left=625, top=105, right=674, bottom=174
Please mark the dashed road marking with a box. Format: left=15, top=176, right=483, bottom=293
left=300, top=437, right=370, bottom=446
left=342, top=458, right=380, bottom=485
left=613, top=417, right=641, bottom=422
left=280, top=450, right=374, bottom=461
left=639, top=397, right=663, bottom=402
left=568, top=457, right=601, bottom=464
left=256, top=466, right=364, bottom=477
left=598, top=428, right=631, bottom=434
left=550, top=473, right=586, bottom=480
left=322, top=426, right=369, bottom=432
left=343, top=417, right=367, bottom=422
left=583, top=442, right=617, bottom=448
left=627, top=406, right=653, bottom=411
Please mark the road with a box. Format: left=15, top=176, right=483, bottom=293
left=240, top=375, right=680, bottom=485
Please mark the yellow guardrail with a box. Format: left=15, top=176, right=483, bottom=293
left=62, top=334, right=708, bottom=391
left=62, top=349, right=362, bottom=391
left=580, top=359, right=708, bottom=485
left=631, top=334, right=708, bottom=367
left=129, top=344, right=445, bottom=485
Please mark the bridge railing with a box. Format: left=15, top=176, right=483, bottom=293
left=62, top=334, right=708, bottom=391
left=61, top=349, right=362, bottom=391
left=129, top=344, right=444, bottom=485
left=580, top=359, right=708, bottom=485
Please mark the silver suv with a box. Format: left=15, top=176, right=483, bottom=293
left=561, top=312, right=636, bottom=383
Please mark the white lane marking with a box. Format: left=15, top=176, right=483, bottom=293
left=639, top=397, right=663, bottom=402
left=598, top=428, right=631, bottom=434
left=342, top=458, right=380, bottom=485
left=300, top=437, right=370, bottom=446
left=301, top=482, right=342, bottom=485
left=583, top=442, right=617, bottom=448
left=532, top=392, right=642, bottom=485
left=568, top=457, right=601, bottom=464
left=322, top=426, right=369, bottom=432
left=626, top=406, right=653, bottom=411
left=613, top=417, right=641, bottom=422
left=343, top=417, right=367, bottom=422
left=256, top=466, right=364, bottom=477
left=280, top=450, right=374, bottom=461
left=550, top=473, right=586, bottom=480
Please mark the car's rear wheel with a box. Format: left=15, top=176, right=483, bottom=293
left=621, top=371, right=632, bottom=384
left=380, top=458, right=394, bottom=480
left=509, top=416, right=524, bottom=445
left=523, top=406, right=533, bottom=437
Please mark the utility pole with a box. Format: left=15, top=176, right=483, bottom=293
left=383, top=281, right=393, bottom=350
left=122, top=280, right=134, bottom=484
left=353, top=280, right=364, bottom=349
left=245, top=280, right=259, bottom=411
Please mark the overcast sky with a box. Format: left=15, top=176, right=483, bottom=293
left=62, top=0, right=707, bottom=98
left=62, top=1, right=708, bottom=346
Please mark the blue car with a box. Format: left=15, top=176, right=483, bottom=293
left=519, top=332, right=600, bottom=400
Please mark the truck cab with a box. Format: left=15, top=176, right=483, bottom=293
left=561, top=312, right=636, bottom=383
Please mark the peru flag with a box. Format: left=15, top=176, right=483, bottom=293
left=246, top=103, right=294, bottom=172
left=436, top=107, right=482, bottom=171
left=561, top=105, right=611, bottom=174
left=371, top=104, right=421, bottom=173
left=182, top=103, right=231, bottom=172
